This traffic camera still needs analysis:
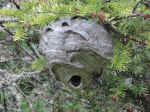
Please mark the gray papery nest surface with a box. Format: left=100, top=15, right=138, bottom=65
left=39, top=17, right=113, bottom=69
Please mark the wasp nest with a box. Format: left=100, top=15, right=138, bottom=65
left=39, top=17, right=113, bottom=90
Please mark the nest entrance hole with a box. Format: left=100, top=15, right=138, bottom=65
left=69, top=75, right=81, bottom=87
left=62, top=22, right=69, bottom=27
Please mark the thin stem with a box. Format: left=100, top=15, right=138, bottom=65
left=9, top=0, right=20, bottom=9
left=132, top=0, right=143, bottom=13
left=2, top=88, right=7, bottom=112
left=110, top=14, right=141, bottom=22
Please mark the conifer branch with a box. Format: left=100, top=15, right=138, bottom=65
left=37, top=11, right=90, bottom=15
left=110, top=14, right=141, bottom=22
left=0, top=23, right=36, bottom=59
left=104, top=22, right=146, bottom=45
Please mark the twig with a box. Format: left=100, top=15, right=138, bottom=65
left=132, top=0, right=143, bottom=13
left=0, top=24, right=35, bottom=59
left=2, top=88, right=7, bottom=112
left=28, top=42, right=41, bottom=58
left=143, top=1, right=150, bottom=9
left=119, top=32, right=146, bottom=45
left=103, top=22, right=146, bottom=45
left=0, top=70, right=41, bottom=90
left=20, top=45, right=36, bottom=60
left=14, top=84, right=34, bottom=112
left=9, top=0, right=20, bottom=9
left=0, top=23, right=14, bottom=36
left=0, top=24, right=36, bottom=60
left=0, top=16, right=18, bottom=23
left=0, top=22, right=38, bottom=60
left=37, top=11, right=90, bottom=15
left=110, top=14, right=141, bottom=22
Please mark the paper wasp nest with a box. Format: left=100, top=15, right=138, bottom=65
left=39, top=17, right=113, bottom=91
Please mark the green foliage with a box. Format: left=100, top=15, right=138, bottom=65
left=0, top=31, right=6, bottom=37
left=118, top=17, right=149, bottom=35
left=110, top=40, right=131, bottom=72
left=61, top=101, right=87, bottom=112
left=0, top=8, right=22, bottom=17
left=17, top=95, right=50, bottom=112
left=14, top=28, right=26, bottom=40
left=105, top=0, right=135, bottom=16
left=0, top=0, right=103, bottom=40
left=109, top=79, right=127, bottom=97
left=129, top=83, right=148, bottom=96
left=31, top=56, right=46, bottom=71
